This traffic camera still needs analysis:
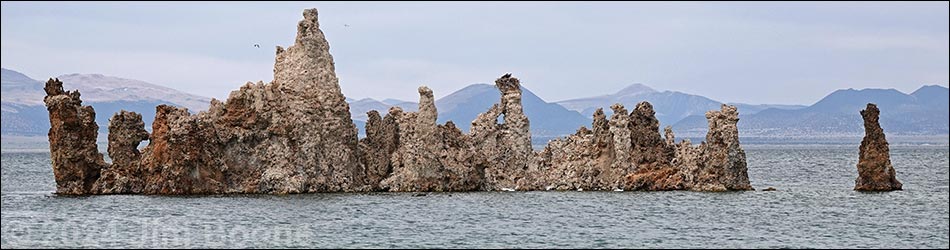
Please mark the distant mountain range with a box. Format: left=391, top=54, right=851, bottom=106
left=672, top=85, right=949, bottom=137
left=2, top=67, right=947, bottom=142
left=555, top=83, right=806, bottom=127
left=2, top=68, right=211, bottom=136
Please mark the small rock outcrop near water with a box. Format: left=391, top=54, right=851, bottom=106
left=43, top=8, right=753, bottom=195
left=854, top=103, right=902, bottom=191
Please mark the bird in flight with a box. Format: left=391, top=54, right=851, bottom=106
left=253, top=44, right=260, bottom=48
left=344, top=24, right=350, bottom=28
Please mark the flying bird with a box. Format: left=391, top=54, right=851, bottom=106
left=344, top=24, right=350, bottom=28
left=253, top=44, right=260, bottom=48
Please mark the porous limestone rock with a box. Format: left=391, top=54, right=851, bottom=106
left=608, top=104, right=632, bottom=181
left=623, top=102, right=682, bottom=191
left=94, top=110, right=149, bottom=194
left=472, top=75, right=532, bottom=191
left=45, top=8, right=369, bottom=195
left=358, top=109, right=401, bottom=190
left=106, top=111, right=149, bottom=168
left=230, top=8, right=366, bottom=193
left=135, top=8, right=369, bottom=194
left=184, top=8, right=368, bottom=194
left=690, top=104, right=753, bottom=191
left=854, top=103, right=902, bottom=191
left=522, top=102, right=751, bottom=192
left=138, top=105, right=225, bottom=194
left=380, top=87, right=481, bottom=191
left=44, top=78, right=107, bottom=195
left=519, top=108, right=615, bottom=191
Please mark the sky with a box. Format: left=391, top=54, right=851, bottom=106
left=2, top=1, right=948, bottom=105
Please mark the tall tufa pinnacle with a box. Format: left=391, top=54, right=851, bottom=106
left=854, top=103, right=902, bottom=191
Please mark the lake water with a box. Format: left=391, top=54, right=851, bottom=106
left=2, top=145, right=948, bottom=248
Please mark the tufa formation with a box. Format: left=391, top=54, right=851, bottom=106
left=854, top=103, right=902, bottom=191
left=44, top=8, right=753, bottom=195
left=45, top=8, right=367, bottom=194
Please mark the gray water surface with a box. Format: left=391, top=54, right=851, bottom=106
left=2, top=146, right=948, bottom=248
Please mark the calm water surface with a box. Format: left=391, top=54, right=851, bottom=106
left=2, top=145, right=948, bottom=248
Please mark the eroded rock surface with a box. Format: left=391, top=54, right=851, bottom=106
left=472, top=75, right=532, bottom=190
left=45, top=8, right=753, bottom=195
left=95, top=110, right=149, bottom=194
left=854, top=103, right=902, bottom=191
left=45, top=8, right=368, bottom=194
left=139, top=105, right=225, bottom=194
left=676, top=104, right=753, bottom=191
left=44, top=78, right=107, bottom=195
left=358, top=109, right=401, bottom=190
left=217, top=8, right=366, bottom=194
left=522, top=102, right=752, bottom=192
left=380, top=87, right=481, bottom=191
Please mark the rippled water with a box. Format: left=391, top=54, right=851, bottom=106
left=2, top=145, right=948, bottom=248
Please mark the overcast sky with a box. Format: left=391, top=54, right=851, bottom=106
left=2, top=1, right=948, bottom=105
